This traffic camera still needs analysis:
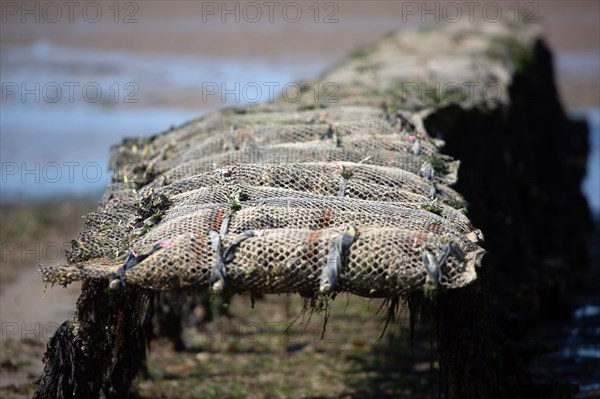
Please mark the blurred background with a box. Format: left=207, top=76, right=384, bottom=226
left=1, top=1, right=598, bottom=397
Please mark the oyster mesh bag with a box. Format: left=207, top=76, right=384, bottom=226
left=41, top=25, right=491, bottom=298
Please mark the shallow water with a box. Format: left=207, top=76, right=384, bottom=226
left=0, top=42, right=327, bottom=202
left=1, top=39, right=598, bottom=215
left=580, top=108, right=600, bottom=218
left=532, top=299, right=600, bottom=395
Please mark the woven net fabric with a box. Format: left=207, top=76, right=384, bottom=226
left=38, top=22, right=510, bottom=298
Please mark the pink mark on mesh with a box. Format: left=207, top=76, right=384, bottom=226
left=412, top=236, right=423, bottom=249
left=130, top=249, right=138, bottom=257
left=159, top=237, right=175, bottom=248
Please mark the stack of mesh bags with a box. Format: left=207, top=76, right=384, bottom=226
left=41, top=23, right=497, bottom=299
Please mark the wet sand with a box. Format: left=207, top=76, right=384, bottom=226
left=2, top=1, right=598, bottom=107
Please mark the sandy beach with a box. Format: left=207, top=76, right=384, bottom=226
left=2, top=1, right=598, bottom=108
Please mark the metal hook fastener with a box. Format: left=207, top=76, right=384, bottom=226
left=421, top=243, right=452, bottom=285
left=109, top=238, right=175, bottom=290
left=209, top=230, right=262, bottom=295
left=319, top=225, right=357, bottom=295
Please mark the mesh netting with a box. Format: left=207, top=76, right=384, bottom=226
left=41, top=22, right=499, bottom=298
left=44, top=228, right=482, bottom=297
